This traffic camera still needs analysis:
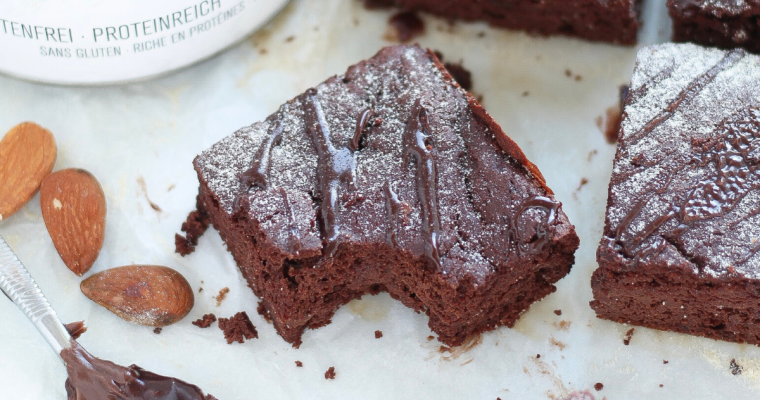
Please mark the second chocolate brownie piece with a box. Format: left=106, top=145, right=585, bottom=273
left=592, top=43, right=760, bottom=344
left=669, top=0, right=760, bottom=53
left=367, top=0, right=643, bottom=45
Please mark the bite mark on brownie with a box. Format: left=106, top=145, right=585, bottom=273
left=218, top=312, right=258, bottom=344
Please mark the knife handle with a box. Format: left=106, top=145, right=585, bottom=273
left=0, top=235, right=72, bottom=356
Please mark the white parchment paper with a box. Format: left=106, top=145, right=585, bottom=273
left=1, top=1, right=759, bottom=398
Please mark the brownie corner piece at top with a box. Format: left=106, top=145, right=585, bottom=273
left=188, top=44, right=579, bottom=347
left=591, top=42, right=760, bottom=344
left=364, top=0, right=643, bottom=45
left=668, top=0, right=760, bottom=53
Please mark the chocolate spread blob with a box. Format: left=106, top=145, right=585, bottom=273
left=61, top=341, right=215, bottom=400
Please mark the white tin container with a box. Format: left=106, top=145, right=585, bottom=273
left=0, top=0, right=290, bottom=85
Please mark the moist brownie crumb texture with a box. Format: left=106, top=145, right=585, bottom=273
left=192, top=313, right=217, bottom=328
left=189, top=45, right=578, bottom=347
left=591, top=43, right=760, bottom=345
left=365, top=0, right=643, bottom=45
left=669, top=0, right=760, bottom=54
left=218, top=312, right=258, bottom=344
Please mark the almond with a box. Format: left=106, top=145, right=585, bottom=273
left=40, top=169, right=106, bottom=276
left=81, top=265, right=195, bottom=327
left=0, top=122, right=57, bottom=221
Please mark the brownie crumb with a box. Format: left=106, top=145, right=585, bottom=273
left=192, top=313, right=217, bottom=328
left=65, top=321, right=87, bottom=340
left=285, top=35, right=295, bottom=42
left=387, top=12, right=424, bottom=42
left=477, top=31, right=485, bottom=38
left=522, top=91, right=529, bottom=97
left=623, top=328, right=635, bottom=345
left=324, top=367, right=336, bottom=380
left=574, top=75, right=583, bottom=82
left=730, top=359, right=743, bottom=375
left=536, top=354, right=541, bottom=359
left=175, top=202, right=210, bottom=256
left=375, top=330, right=383, bottom=339
left=153, top=327, right=162, bottom=334
left=214, top=287, right=230, bottom=306
left=594, top=383, right=603, bottom=391
left=199, top=287, right=203, bottom=293
left=554, top=309, right=562, bottom=316
left=565, top=69, right=572, bottom=77
left=443, top=62, right=473, bottom=91
left=663, top=360, right=669, bottom=364
left=295, top=361, right=303, bottom=367
left=257, top=301, right=273, bottom=323
left=218, top=312, right=258, bottom=344
left=427, top=335, right=435, bottom=341
left=659, top=384, right=664, bottom=388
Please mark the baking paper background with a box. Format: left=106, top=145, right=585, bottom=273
left=1, top=0, right=759, bottom=398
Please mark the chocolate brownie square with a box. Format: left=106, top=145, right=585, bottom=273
left=185, top=45, right=579, bottom=347
left=367, top=0, right=643, bottom=45
left=591, top=43, right=760, bottom=344
left=669, top=0, right=760, bottom=53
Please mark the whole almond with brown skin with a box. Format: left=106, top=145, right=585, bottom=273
left=81, top=265, right=195, bottom=327
left=0, top=122, right=57, bottom=222
left=40, top=169, right=106, bottom=276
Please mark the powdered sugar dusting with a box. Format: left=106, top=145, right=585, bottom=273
left=606, top=43, right=760, bottom=278
left=196, top=45, right=566, bottom=282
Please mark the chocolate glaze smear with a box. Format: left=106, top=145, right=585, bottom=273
left=239, top=120, right=284, bottom=190
left=61, top=341, right=216, bottom=400
left=402, top=99, right=441, bottom=267
left=304, top=89, right=356, bottom=257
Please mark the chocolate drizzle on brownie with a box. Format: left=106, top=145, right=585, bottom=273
left=350, top=107, right=374, bottom=151
left=190, top=45, right=579, bottom=347
left=510, top=196, right=560, bottom=255
left=383, top=181, right=402, bottom=247
left=240, top=121, right=284, bottom=190
left=614, top=106, right=760, bottom=263
left=304, top=89, right=357, bottom=257
left=683, top=107, right=760, bottom=222
left=402, top=99, right=441, bottom=267
left=622, top=49, right=745, bottom=147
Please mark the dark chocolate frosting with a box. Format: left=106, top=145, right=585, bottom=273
left=61, top=341, right=215, bottom=400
